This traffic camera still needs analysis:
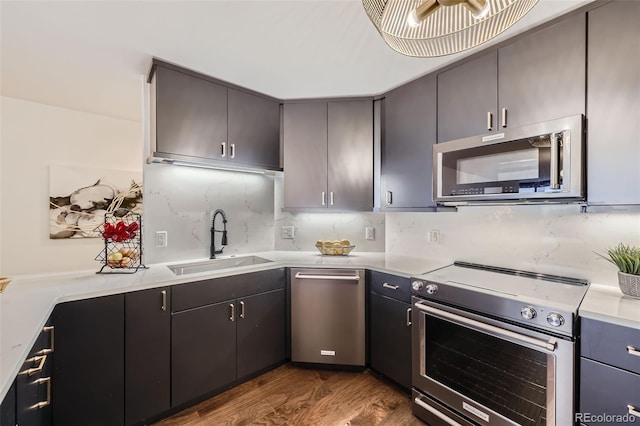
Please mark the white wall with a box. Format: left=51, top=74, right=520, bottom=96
left=0, top=96, right=142, bottom=275
left=386, top=205, right=640, bottom=286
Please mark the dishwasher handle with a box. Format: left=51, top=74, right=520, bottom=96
left=294, top=272, right=360, bottom=281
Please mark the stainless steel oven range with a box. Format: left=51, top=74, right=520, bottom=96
left=411, top=262, right=589, bottom=426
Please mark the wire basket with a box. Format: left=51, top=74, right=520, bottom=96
left=94, top=208, right=147, bottom=274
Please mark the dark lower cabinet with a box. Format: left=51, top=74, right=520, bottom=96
left=368, top=271, right=412, bottom=390
left=369, top=292, right=412, bottom=390
left=237, top=289, right=286, bottom=379
left=171, top=300, right=237, bottom=407
left=52, top=294, right=125, bottom=426
left=125, top=287, right=171, bottom=426
left=1, top=381, right=16, bottom=426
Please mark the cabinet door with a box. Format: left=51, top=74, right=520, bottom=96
left=125, top=287, right=171, bottom=425
left=52, top=294, right=124, bottom=426
left=283, top=102, right=328, bottom=208
left=236, top=289, right=286, bottom=379
left=437, top=52, right=497, bottom=143
left=580, top=358, right=640, bottom=425
left=0, top=381, right=16, bottom=426
left=228, top=89, right=280, bottom=169
left=327, top=100, right=373, bottom=210
left=498, top=13, right=585, bottom=129
left=369, top=292, right=412, bottom=390
left=587, top=0, right=640, bottom=205
left=155, top=65, right=228, bottom=160
left=171, top=301, right=236, bottom=407
left=382, top=75, right=437, bottom=208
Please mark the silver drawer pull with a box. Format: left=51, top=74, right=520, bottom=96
left=30, top=377, right=51, bottom=409
left=19, top=355, right=47, bottom=376
left=406, top=307, right=412, bottom=326
left=627, top=346, right=640, bottom=357
left=295, top=273, right=360, bottom=281
left=382, top=283, right=399, bottom=290
left=37, top=326, right=55, bottom=355
left=628, top=405, right=640, bottom=418
left=161, top=290, right=167, bottom=311
left=229, top=303, right=235, bottom=321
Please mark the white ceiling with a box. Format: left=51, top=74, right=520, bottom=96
left=1, top=0, right=592, bottom=122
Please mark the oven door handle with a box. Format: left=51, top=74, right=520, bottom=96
left=414, top=301, right=557, bottom=352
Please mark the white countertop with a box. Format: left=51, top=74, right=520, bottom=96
left=0, top=251, right=448, bottom=401
left=579, top=283, right=640, bottom=329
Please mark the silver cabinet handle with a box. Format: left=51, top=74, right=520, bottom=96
left=385, top=190, right=392, bottom=206
left=29, top=377, right=51, bottom=409
left=501, top=108, right=507, bottom=128
left=627, top=346, right=640, bottom=357
left=414, top=301, right=557, bottom=352
left=407, top=307, right=412, bottom=326
left=487, top=111, right=493, bottom=130
left=240, top=301, right=245, bottom=319
left=19, top=355, right=47, bottom=376
left=629, top=405, right=640, bottom=418
left=161, top=290, right=167, bottom=311
left=230, top=143, right=236, bottom=159
left=37, top=326, right=54, bottom=355
left=229, top=303, right=235, bottom=321
left=295, top=272, right=360, bottom=281
left=330, top=192, right=334, bottom=206
left=221, top=142, right=227, bottom=158
left=321, top=192, right=326, bottom=206
left=382, top=283, right=399, bottom=290
left=549, top=133, right=560, bottom=189
left=414, top=396, right=464, bottom=426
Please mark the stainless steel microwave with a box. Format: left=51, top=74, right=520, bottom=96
left=433, top=115, right=585, bottom=205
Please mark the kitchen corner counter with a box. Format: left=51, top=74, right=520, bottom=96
left=0, top=251, right=448, bottom=402
left=579, top=283, right=640, bottom=329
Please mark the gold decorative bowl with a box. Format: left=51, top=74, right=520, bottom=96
left=0, top=277, right=11, bottom=293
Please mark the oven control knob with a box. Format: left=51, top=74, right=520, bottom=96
left=411, top=281, right=424, bottom=291
left=520, top=306, right=537, bottom=320
left=425, top=284, right=438, bottom=295
left=547, top=313, right=565, bottom=327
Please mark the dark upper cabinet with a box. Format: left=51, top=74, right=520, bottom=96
left=152, top=61, right=281, bottom=171
left=382, top=75, right=437, bottom=209
left=586, top=0, right=640, bottom=205
left=368, top=271, right=412, bottom=390
left=125, top=287, right=171, bottom=426
left=52, top=294, right=125, bottom=426
left=437, top=12, right=585, bottom=142
left=283, top=100, right=373, bottom=210
left=155, top=65, right=228, bottom=159
left=227, top=88, right=280, bottom=169
left=437, top=52, right=497, bottom=143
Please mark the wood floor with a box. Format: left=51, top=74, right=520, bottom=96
left=154, top=364, right=425, bottom=426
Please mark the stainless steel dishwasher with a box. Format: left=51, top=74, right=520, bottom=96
left=290, top=268, right=365, bottom=367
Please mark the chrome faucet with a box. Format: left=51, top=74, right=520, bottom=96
left=210, top=209, right=228, bottom=259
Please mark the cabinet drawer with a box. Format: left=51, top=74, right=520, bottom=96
left=172, top=268, right=286, bottom=312
left=579, top=358, right=640, bottom=425
left=581, top=317, right=640, bottom=373
left=369, top=271, right=410, bottom=303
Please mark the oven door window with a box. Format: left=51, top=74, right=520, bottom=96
left=426, top=315, right=548, bottom=425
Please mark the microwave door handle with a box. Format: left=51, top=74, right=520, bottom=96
left=550, top=133, right=560, bottom=189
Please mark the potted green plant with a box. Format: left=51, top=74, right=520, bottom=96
left=598, top=243, right=640, bottom=298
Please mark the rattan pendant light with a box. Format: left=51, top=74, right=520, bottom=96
left=362, top=0, right=539, bottom=57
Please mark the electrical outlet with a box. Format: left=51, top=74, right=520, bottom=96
left=365, top=227, right=375, bottom=240
left=281, top=226, right=295, bottom=239
left=155, top=231, right=168, bottom=247
left=427, top=230, right=440, bottom=244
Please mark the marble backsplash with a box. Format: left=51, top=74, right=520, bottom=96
left=143, top=163, right=276, bottom=264
left=386, top=205, right=640, bottom=286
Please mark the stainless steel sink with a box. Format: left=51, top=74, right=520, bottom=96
left=168, top=256, right=272, bottom=276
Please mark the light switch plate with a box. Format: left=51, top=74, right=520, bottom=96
left=281, top=226, right=295, bottom=239
left=365, top=227, right=375, bottom=240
